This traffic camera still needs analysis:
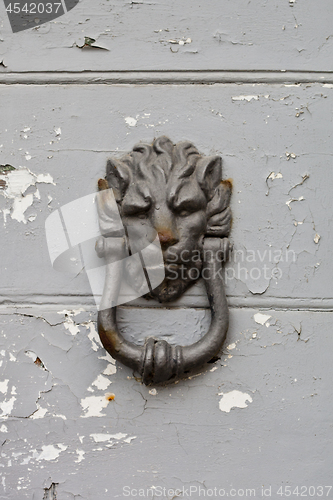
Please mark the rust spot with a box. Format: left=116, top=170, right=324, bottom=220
left=98, top=178, right=109, bottom=191
left=157, top=230, right=178, bottom=247
left=34, top=357, right=45, bottom=368
left=0, top=179, right=6, bottom=190
left=106, top=393, right=115, bottom=401
left=222, top=178, right=233, bottom=191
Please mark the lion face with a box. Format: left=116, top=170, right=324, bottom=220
left=103, top=136, right=231, bottom=303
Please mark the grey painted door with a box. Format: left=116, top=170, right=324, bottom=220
left=0, top=1, right=332, bottom=499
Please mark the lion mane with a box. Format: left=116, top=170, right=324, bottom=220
left=103, top=135, right=231, bottom=239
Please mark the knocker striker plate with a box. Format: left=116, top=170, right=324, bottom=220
left=96, top=136, right=232, bottom=385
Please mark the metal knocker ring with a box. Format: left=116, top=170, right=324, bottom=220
left=96, top=137, right=232, bottom=385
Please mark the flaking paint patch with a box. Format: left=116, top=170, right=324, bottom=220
left=218, top=390, right=253, bottom=413
left=254, top=313, right=271, bottom=325
left=92, top=374, right=111, bottom=390
left=31, top=405, right=48, bottom=419
left=0, top=396, right=16, bottom=416
left=2, top=208, right=10, bottom=225
left=0, top=167, right=55, bottom=224
left=80, top=395, right=110, bottom=417
left=125, top=116, right=137, bottom=127
left=85, top=322, right=102, bottom=352
left=57, top=308, right=85, bottom=317
left=63, top=317, right=80, bottom=336
left=103, top=363, right=116, bottom=376
left=37, top=444, right=67, bottom=461
left=75, top=449, right=85, bottom=463
left=232, top=95, right=259, bottom=102
left=0, top=379, right=9, bottom=394
left=99, top=351, right=117, bottom=375
left=90, top=432, right=127, bottom=442
left=11, top=194, right=34, bottom=223
left=268, top=172, right=283, bottom=180
left=90, top=433, right=136, bottom=445
left=286, top=196, right=304, bottom=209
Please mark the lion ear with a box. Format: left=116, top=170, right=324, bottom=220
left=106, top=159, right=130, bottom=202
left=196, top=156, right=222, bottom=200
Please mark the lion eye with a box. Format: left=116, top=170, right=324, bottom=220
left=137, top=212, right=149, bottom=220
left=179, top=210, right=191, bottom=217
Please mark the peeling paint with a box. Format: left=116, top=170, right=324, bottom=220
left=75, top=449, right=85, bottom=463
left=85, top=322, right=103, bottom=352
left=218, top=390, right=253, bottom=413
left=31, top=405, right=48, bottom=419
left=0, top=167, right=55, bottom=224
left=268, top=172, right=283, bottom=180
left=0, top=379, right=9, bottom=394
left=168, top=37, right=192, bottom=45
left=80, top=395, right=110, bottom=417
left=314, top=233, right=321, bottom=244
left=57, top=308, right=85, bottom=316
left=11, top=194, right=34, bottom=223
left=37, top=444, right=67, bottom=461
left=232, top=95, right=259, bottom=102
left=90, top=433, right=136, bottom=445
left=63, top=317, right=80, bottom=336
left=103, top=363, right=116, bottom=376
left=0, top=396, right=16, bottom=417
left=254, top=313, right=271, bottom=325
left=92, top=375, right=112, bottom=390
left=286, top=196, right=305, bottom=209
left=125, top=116, right=138, bottom=127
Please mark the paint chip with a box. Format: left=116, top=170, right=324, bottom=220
left=37, top=444, right=67, bottom=461
left=92, top=375, right=111, bottom=391
left=31, top=406, right=48, bottom=419
left=232, top=95, right=259, bottom=102
left=314, top=233, right=321, bottom=244
left=75, top=450, right=85, bottom=463
left=81, top=395, right=110, bottom=417
left=254, top=313, right=271, bottom=325
left=218, top=390, right=253, bottom=413
left=268, top=172, right=283, bottom=180
left=125, top=117, right=137, bottom=127
left=90, top=433, right=127, bottom=442
left=0, top=380, right=9, bottom=394
left=0, top=167, right=55, bottom=224
left=63, top=317, right=80, bottom=336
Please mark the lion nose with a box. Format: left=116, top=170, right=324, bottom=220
left=157, top=230, right=178, bottom=249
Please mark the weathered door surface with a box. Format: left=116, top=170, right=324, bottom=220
left=1, top=1, right=333, bottom=499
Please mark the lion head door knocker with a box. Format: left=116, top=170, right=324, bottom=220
left=96, top=136, right=232, bottom=385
